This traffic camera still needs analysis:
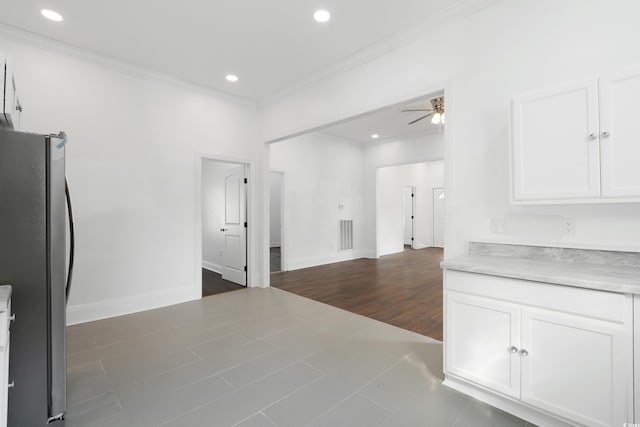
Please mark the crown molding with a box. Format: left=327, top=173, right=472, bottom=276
left=259, top=0, right=502, bottom=106
left=0, top=23, right=258, bottom=109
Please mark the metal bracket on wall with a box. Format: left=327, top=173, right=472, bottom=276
left=48, top=131, right=68, bottom=148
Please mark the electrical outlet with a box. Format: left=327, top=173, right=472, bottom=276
left=491, top=218, right=505, bottom=234
left=563, top=218, right=576, bottom=235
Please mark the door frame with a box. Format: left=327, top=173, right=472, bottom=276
left=432, top=187, right=445, bottom=248
left=269, top=169, right=287, bottom=272
left=403, top=185, right=416, bottom=249
left=375, top=160, right=442, bottom=258
left=195, top=152, right=254, bottom=297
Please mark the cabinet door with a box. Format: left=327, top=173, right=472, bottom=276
left=512, top=80, right=601, bottom=201
left=445, top=292, right=521, bottom=398
left=520, top=309, right=628, bottom=427
left=600, top=69, right=640, bottom=198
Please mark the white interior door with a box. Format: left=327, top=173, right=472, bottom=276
left=222, top=165, right=247, bottom=286
left=600, top=69, right=640, bottom=198
left=403, top=186, right=414, bottom=247
left=512, top=79, right=600, bottom=200
left=432, top=188, right=444, bottom=248
left=520, top=308, right=628, bottom=427
left=445, top=292, right=521, bottom=398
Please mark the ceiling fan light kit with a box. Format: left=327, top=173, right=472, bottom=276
left=402, top=95, right=445, bottom=126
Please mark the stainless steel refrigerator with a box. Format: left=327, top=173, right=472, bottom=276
left=0, top=128, right=74, bottom=425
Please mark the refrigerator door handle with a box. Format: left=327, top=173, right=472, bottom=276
left=65, top=178, right=74, bottom=303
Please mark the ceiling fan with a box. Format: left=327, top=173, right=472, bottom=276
left=402, top=96, right=445, bottom=125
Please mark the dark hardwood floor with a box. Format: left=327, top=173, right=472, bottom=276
left=271, top=247, right=444, bottom=340
left=270, top=247, right=281, bottom=273
left=202, top=269, right=244, bottom=297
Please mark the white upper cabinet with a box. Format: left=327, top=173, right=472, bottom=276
left=511, top=68, right=640, bottom=204
left=599, top=69, right=640, bottom=198
left=511, top=79, right=601, bottom=202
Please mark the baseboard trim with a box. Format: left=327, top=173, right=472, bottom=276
left=358, top=249, right=378, bottom=259
left=378, top=246, right=404, bottom=257
left=287, top=250, right=369, bottom=271
left=442, top=376, right=573, bottom=427
left=66, top=286, right=199, bottom=326
left=202, top=261, right=223, bottom=274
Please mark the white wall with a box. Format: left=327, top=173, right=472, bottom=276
left=270, top=133, right=366, bottom=270
left=269, top=172, right=282, bottom=247
left=261, top=0, right=640, bottom=256
left=0, top=33, right=266, bottom=324
left=202, top=161, right=240, bottom=272
left=377, top=161, right=445, bottom=255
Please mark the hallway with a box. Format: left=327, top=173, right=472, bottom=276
left=271, top=248, right=444, bottom=340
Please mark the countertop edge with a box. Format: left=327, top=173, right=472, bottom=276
left=441, top=256, right=640, bottom=295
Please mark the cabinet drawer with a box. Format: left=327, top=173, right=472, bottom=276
left=445, top=270, right=628, bottom=323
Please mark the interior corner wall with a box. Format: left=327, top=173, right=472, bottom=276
left=261, top=0, right=640, bottom=257
left=269, top=133, right=366, bottom=270
left=269, top=172, right=282, bottom=247
left=0, top=34, right=264, bottom=324
left=202, top=161, right=239, bottom=273
left=377, top=160, right=445, bottom=256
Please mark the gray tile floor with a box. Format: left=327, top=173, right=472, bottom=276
left=66, top=288, right=531, bottom=427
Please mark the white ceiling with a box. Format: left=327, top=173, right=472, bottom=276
left=0, top=0, right=467, bottom=101
left=322, top=93, right=444, bottom=144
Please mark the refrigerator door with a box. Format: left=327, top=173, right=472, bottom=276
left=0, top=129, right=66, bottom=425
left=48, top=135, right=66, bottom=420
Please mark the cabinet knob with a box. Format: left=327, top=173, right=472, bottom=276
left=509, top=346, right=519, bottom=353
left=220, top=228, right=228, bottom=232
left=520, top=349, right=529, bottom=357
left=601, top=131, right=610, bottom=138
left=588, top=133, right=598, bottom=140
left=7, top=381, right=14, bottom=389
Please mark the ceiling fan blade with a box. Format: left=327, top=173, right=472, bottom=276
left=402, top=109, right=432, bottom=112
left=408, top=113, right=433, bottom=125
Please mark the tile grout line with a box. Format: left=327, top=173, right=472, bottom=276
left=219, top=375, right=237, bottom=391
left=98, top=359, right=107, bottom=375
left=255, top=372, right=328, bottom=417
left=451, top=398, right=474, bottom=427
left=260, top=411, right=280, bottom=427
left=158, top=361, right=325, bottom=427
left=356, top=391, right=394, bottom=414
left=187, top=346, right=204, bottom=361
left=296, top=353, right=408, bottom=425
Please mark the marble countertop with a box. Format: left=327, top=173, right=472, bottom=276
left=0, top=285, right=11, bottom=312
left=442, top=254, right=640, bottom=295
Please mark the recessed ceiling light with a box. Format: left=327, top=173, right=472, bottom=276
left=225, top=74, right=239, bottom=83
left=41, top=9, right=63, bottom=22
left=371, top=134, right=379, bottom=139
left=314, top=10, right=331, bottom=23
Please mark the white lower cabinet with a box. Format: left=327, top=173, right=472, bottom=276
left=445, top=293, right=521, bottom=398
left=520, top=309, right=627, bottom=427
left=445, top=272, right=632, bottom=427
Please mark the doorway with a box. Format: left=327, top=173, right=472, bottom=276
left=376, top=160, right=444, bottom=256
left=403, top=186, right=415, bottom=249
left=267, top=90, right=448, bottom=340
left=269, top=171, right=284, bottom=273
left=200, top=158, right=248, bottom=297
